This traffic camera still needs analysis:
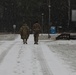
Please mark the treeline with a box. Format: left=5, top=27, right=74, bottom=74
left=0, top=0, right=69, bottom=33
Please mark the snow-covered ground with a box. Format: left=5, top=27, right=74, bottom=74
left=0, top=34, right=76, bottom=75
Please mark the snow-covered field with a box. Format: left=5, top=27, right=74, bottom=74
left=0, top=34, right=76, bottom=75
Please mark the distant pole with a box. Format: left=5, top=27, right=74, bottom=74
left=13, top=24, right=16, bottom=34
left=49, top=5, right=51, bottom=28
left=42, top=13, right=44, bottom=33
left=48, top=2, right=51, bottom=38
left=68, top=0, right=70, bottom=31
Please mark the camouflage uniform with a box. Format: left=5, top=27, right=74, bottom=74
left=20, top=23, right=30, bottom=44
left=33, top=23, right=41, bottom=44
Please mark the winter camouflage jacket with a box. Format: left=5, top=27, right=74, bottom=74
left=20, top=24, right=30, bottom=39
left=33, top=23, right=41, bottom=34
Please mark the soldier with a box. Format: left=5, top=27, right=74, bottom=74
left=32, top=21, right=41, bottom=44
left=20, top=23, right=30, bottom=44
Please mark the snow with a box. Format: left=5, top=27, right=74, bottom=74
left=0, top=34, right=76, bottom=75
left=41, top=43, right=70, bottom=75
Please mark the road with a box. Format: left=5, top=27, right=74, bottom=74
left=0, top=34, right=75, bottom=75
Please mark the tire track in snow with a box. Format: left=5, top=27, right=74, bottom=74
left=33, top=45, right=53, bottom=75
left=0, top=41, right=19, bottom=63
left=13, top=44, right=26, bottom=75
left=14, top=44, right=33, bottom=75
